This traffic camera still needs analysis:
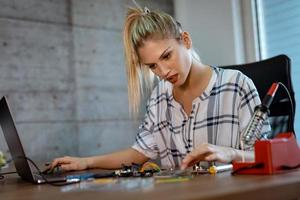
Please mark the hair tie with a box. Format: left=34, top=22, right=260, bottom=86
left=132, top=0, right=150, bottom=15
left=144, top=7, right=150, bottom=14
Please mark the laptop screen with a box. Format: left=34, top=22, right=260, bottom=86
left=0, top=96, right=35, bottom=183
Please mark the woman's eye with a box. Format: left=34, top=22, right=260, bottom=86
left=163, top=53, right=171, bottom=60
left=149, top=64, right=157, bottom=69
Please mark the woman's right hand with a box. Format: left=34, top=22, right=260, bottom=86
left=50, top=156, right=89, bottom=171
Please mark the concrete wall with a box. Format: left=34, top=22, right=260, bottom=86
left=0, top=0, right=174, bottom=162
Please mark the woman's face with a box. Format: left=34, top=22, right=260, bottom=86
left=137, top=32, right=192, bottom=86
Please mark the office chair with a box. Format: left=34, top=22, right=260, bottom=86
left=219, top=54, right=296, bottom=137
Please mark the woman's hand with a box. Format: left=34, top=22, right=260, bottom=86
left=50, top=156, right=89, bottom=171
left=181, top=143, right=238, bottom=170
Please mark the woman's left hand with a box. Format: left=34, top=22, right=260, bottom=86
left=181, top=143, right=237, bottom=170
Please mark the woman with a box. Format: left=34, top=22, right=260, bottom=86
left=50, top=7, right=269, bottom=171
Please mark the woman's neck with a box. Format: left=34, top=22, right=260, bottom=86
left=177, top=60, right=211, bottom=92
left=172, top=60, right=213, bottom=116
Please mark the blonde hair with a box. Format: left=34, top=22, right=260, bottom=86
left=123, top=7, right=199, bottom=117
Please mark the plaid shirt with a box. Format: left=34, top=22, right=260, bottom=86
left=132, top=67, right=270, bottom=168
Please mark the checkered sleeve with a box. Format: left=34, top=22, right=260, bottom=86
left=238, top=74, right=271, bottom=150
left=132, top=99, right=159, bottom=160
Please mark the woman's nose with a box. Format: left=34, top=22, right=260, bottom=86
left=157, top=65, right=170, bottom=79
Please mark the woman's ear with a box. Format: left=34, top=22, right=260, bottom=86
left=181, top=31, right=192, bottom=49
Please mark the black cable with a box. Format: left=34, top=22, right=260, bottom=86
left=0, top=171, right=17, bottom=180
left=277, top=82, right=295, bottom=134
left=0, top=159, right=16, bottom=180
left=22, top=156, right=79, bottom=186
left=280, top=163, right=300, bottom=170
left=231, top=162, right=300, bottom=175
left=231, top=163, right=264, bottom=175
left=3, top=156, right=79, bottom=186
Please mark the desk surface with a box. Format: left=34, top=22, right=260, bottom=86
left=1, top=169, right=300, bottom=200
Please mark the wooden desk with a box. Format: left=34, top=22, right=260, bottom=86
left=1, top=169, right=300, bottom=200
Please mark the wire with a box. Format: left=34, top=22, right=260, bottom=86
left=0, top=159, right=16, bottom=180
left=231, top=163, right=264, bottom=175
left=0, top=171, right=17, bottom=180
left=23, top=156, right=78, bottom=186
left=277, top=82, right=295, bottom=133
left=3, top=156, right=78, bottom=186
left=280, top=164, right=300, bottom=170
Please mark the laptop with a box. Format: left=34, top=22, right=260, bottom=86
left=0, top=96, right=68, bottom=184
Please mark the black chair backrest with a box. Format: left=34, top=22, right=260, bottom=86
left=219, top=54, right=295, bottom=137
